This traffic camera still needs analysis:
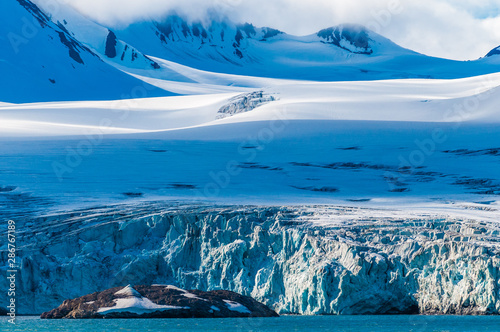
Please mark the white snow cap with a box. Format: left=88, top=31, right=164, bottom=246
left=115, top=285, right=142, bottom=298
left=98, top=285, right=188, bottom=314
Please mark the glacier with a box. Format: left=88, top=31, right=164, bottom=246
left=2, top=203, right=499, bottom=315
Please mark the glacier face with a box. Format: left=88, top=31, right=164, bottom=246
left=1, top=203, right=500, bottom=315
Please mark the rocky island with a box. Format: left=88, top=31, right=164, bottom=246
left=41, top=285, right=279, bottom=319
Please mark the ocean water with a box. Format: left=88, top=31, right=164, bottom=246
left=1, top=315, right=500, bottom=332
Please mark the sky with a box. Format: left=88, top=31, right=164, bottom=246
left=62, top=0, right=500, bottom=60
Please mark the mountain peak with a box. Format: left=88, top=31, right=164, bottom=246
left=317, top=24, right=372, bottom=55
left=108, top=15, right=417, bottom=80
left=486, top=45, right=500, bottom=57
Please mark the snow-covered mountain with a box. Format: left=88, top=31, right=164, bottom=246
left=31, top=0, right=162, bottom=71
left=0, top=0, right=171, bottom=103
left=115, top=17, right=409, bottom=80
left=3, top=0, right=500, bottom=103
left=114, top=15, right=500, bottom=81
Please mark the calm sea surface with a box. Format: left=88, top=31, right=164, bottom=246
left=1, top=315, right=500, bottom=332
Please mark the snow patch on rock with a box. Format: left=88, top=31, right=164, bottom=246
left=224, top=300, right=251, bottom=314
left=97, top=297, right=187, bottom=315
left=115, top=285, right=141, bottom=297
left=163, top=284, right=208, bottom=301
left=98, top=285, right=187, bottom=315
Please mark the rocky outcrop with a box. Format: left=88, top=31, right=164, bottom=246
left=217, top=91, right=276, bottom=119
left=1, top=204, right=500, bottom=315
left=486, top=45, right=500, bottom=57
left=317, top=24, right=373, bottom=54
left=105, top=30, right=118, bottom=58
left=41, top=285, right=278, bottom=319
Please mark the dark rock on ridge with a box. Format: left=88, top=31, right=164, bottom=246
left=105, top=30, right=118, bottom=58
left=486, top=45, right=500, bottom=57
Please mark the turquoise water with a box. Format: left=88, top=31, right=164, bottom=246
left=1, top=315, right=500, bottom=332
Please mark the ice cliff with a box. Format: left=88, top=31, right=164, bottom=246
left=1, top=203, right=499, bottom=315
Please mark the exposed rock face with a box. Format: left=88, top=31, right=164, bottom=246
left=151, top=16, right=374, bottom=64
left=16, top=0, right=49, bottom=27
left=486, top=46, right=500, bottom=57
left=217, top=91, right=276, bottom=119
left=105, top=30, right=118, bottom=58
left=56, top=31, right=85, bottom=64
left=16, top=0, right=90, bottom=65
left=317, top=24, right=373, bottom=54
left=153, top=17, right=284, bottom=61
left=1, top=204, right=500, bottom=315
left=41, top=285, right=278, bottom=319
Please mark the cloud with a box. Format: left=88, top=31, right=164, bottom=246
left=61, top=0, right=500, bottom=60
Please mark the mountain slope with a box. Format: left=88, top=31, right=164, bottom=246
left=115, top=17, right=413, bottom=80
left=6, top=1, right=500, bottom=100
left=31, top=0, right=162, bottom=71
left=0, top=0, right=172, bottom=103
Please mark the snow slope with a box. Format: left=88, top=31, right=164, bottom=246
left=0, top=0, right=171, bottom=103
left=31, top=0, right=162, bottom=71
left=1, top=72, right=499, bottom=137
left=1, top=3, right=500, bottom=215
left=0, top=72, right=500, bottom=218
left=0, top=93, right=239, bottom=137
